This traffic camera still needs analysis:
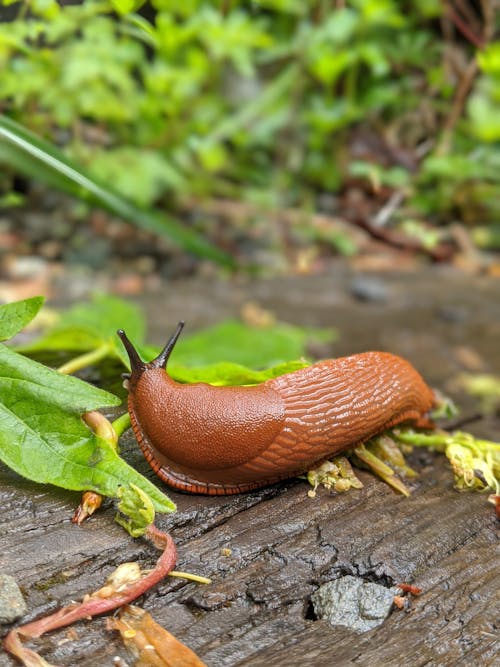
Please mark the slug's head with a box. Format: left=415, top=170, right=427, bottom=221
left=117, top=321, right=185, bottom=389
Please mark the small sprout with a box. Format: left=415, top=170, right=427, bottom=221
left=394, top=428, right=500, bottom=504
left=365, top=434, right=418, bottom=479
left=72, top=411, right=120, bottom=524
left=448, top=432, right=499, bottom=494
left=82, top=410, right=119, bottom=450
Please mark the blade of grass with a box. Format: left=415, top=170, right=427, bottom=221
left=0, top=115, right=233, bottom=266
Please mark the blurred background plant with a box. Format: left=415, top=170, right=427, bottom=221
left=0, top=0, right=499, bottom=265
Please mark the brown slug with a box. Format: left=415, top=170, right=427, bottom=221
left=118, top=323, right=435, bottom=495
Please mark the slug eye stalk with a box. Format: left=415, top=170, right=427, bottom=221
left=151, top=321, right=185, bottom=370
left=117, top=322, right=185, bottom=377
left=117, top=329, right=145, bottom=377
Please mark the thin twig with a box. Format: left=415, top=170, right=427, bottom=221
left=438, top=0, right=496, bottom=155
left=370, top=190, right=406, bottom=228
left=447, top=3, right=485, bottom=48
left=437, top=57, right=479, bottom=155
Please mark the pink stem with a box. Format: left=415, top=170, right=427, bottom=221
left=4, top=526, right=177, bottom=665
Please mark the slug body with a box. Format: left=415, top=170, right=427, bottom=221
left=118, top=324, right=435, bottom=495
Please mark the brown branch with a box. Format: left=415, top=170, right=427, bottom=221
left=437, top=57, right=479, bottom=155
left=351, top=216, right=455, bottom=262
left=479, top=0, right=496, bottom=43
left=438, top=0, right=497, bottom=155
left=447, top=3, right=485, bottom=48
left=454, top=0, right=483, bottom=36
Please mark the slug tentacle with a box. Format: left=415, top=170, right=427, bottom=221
left=118, top=323, right=436, bottom=496
left=150, top=321, right=185, bottom=370
left=117, top=329, right=145, bottom=379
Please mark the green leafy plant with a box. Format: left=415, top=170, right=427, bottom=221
left=18, top=292, right=333, bottom=380
left=1, top=294, right=333, bottom=535
left=0, top=114, right=233, bottom=265
left=0, top=297, right=175, bottom=533
left=1, top=0, right=497, bottom=257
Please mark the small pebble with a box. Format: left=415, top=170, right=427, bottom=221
left=311, top=575, right=396, bottom=633
left=0, top=574, right=27, bottom=624
left=8, top=256, right=48, bottom=279
left=349, top=276, right=388, bottom=303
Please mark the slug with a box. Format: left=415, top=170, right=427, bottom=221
left=118, top=323, right=435, bottom=496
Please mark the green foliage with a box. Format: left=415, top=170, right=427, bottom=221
left=115, top=483, right=156, bottom=537
left=471, top=43, right=500, bottom=142
left=0, top=298, right=175, bottom=519
left=0, top=115, right=233, bottom=264
left=168, top=319, right=333, bottom=368
left=18, top=292, right=334, bottom=384
left=0, top=294, right=329, bottom=530
left=1, top=0, right=497, bottom=238
left=17, top=292, right=149, bottom=365
left=0, top=295, right=44, bottom=341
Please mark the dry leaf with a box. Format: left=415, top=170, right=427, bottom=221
left=108, top=606, right=206, bottom=667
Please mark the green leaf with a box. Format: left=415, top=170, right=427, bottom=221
left=169, top=359, right=310, bottom=386
left=17, top=293, right=145, bottom=367
left=110, top=0, right=146, bottom=16
left=115, top=483, right=156, bottom=537
left=0, top=343, right=174, bottom=513
left=21, top=296, right=336, bottom=378
left=167, top=319, right=335, bottom=368
left=0, top=114, right=233, bottom=266
left=0, top=343, right=120, bottom=413
left=0, top=296, right=45, bottom=342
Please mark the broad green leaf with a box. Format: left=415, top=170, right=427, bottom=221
left=0, top=343, right=120, bottom=413
left=0, top=115, right=233, bottom=266
left=169, top=359, right=310, bottom=386
left=167, top=319, right=335, bottom=368
left=17, top=293, right=145, bottom=366
left=0, top=342, right=174, bottom=513
left=0, top=399, right=174, bottom=513
left=0, top=296, right=44, bottom=342
left=20, top=295, right=335, bottom=380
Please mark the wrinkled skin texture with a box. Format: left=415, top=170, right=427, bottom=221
left=126, top=351, right=435, bottom=495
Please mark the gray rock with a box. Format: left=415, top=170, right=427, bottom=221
left=349, top=275, right=389, bottom=303
left=311, top=575, right=396, bottom=633
left=0, top=574, right=27, bottom=624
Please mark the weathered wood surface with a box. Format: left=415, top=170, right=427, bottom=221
left=1, top=267, right=499, bottom=666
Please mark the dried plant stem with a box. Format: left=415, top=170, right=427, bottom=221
left=3, top=525, right=177, bottom=667
left=437, top=58, right=479, bottom=156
